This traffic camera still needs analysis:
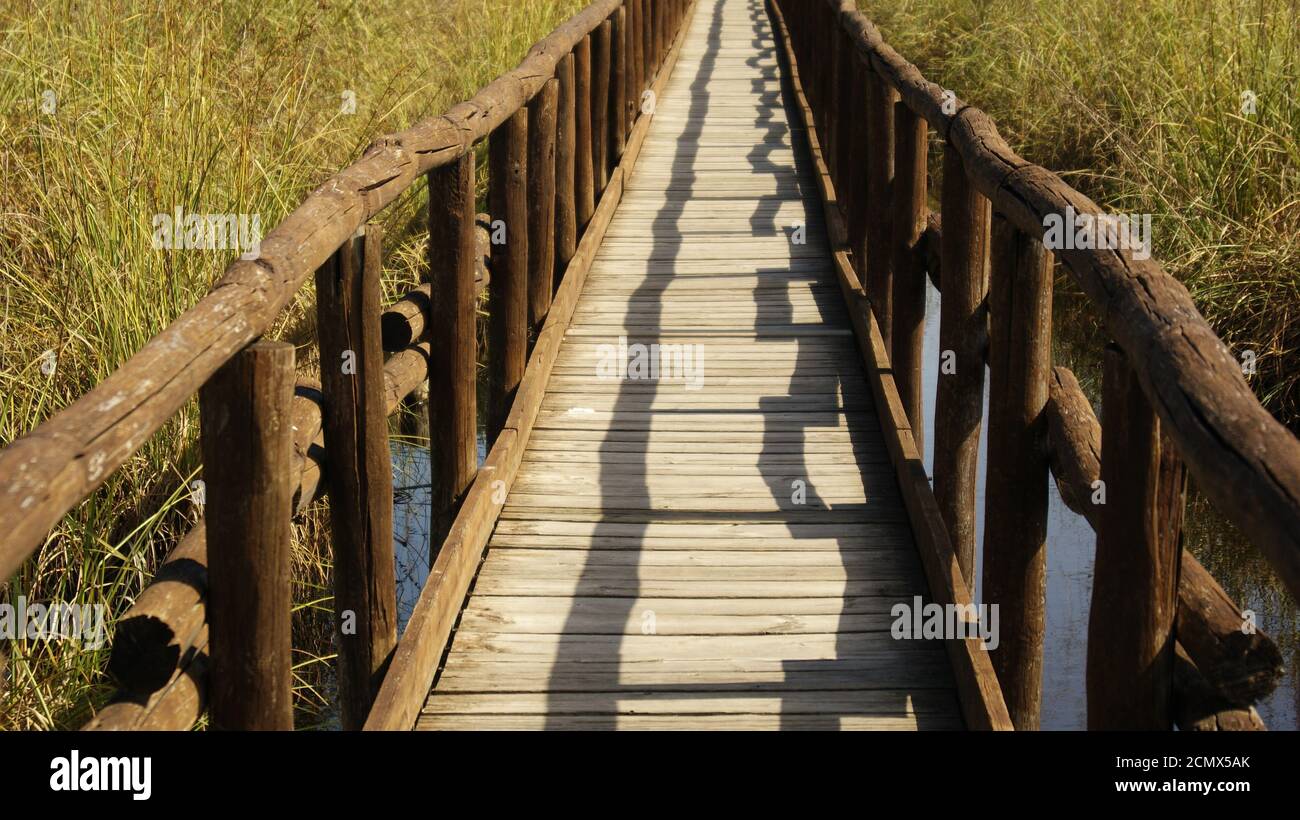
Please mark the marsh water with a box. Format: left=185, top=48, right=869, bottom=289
left=363, top=282, right=1297, bottom=730
left=914, top=280, right=1299, bottom=729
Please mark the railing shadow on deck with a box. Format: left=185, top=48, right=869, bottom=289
left=543, top=0, right=944, bottom=730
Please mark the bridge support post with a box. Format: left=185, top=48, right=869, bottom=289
left=847, top=68, right=869, bottom=285
left=982, top=214, right=1053, bottom=730
left=632, top=0, right=645, bottom=121
left=489, top=109, right=530, bottom=444
left=592, top=20, right=612, bottom=197
left=1088, top=345, right=1183, bottom=729
left=528, top=78, right=559, bottom=331
left=823, top=13, right=840, bottom=183
left=889, top=101, right=928, bottom=452
left=315, top=227, right=399, bottom=730
left=834, top=27, right=856, bottom=219
left=933, top=143, right=989, bottom=591
left=864, top=70, right=896, bottom=351
left=612, top=7, right=628, bottom=162
left=199, top=340, right=296, bottom=731
left=555, top=53, right=577, bottom=288
left=427, top=152, right=480, bottom=556
left=575, top=36, right=596, bottom=230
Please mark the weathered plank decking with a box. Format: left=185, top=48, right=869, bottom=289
left=418, top=0, right=961, bottom=730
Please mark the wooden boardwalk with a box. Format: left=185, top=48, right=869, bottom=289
left=419, top=0, right=961, bottom=730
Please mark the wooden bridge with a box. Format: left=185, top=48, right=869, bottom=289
left=1, top=0, right=1294, bottom=732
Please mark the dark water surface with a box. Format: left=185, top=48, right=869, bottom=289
left=916, top=281, right=1298, bottom=730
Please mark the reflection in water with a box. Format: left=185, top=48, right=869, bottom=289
left=391, top=409, right=488, bottom=634
left=919, top=277, right=1298, bottom=729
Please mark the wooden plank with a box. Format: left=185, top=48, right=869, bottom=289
left=417, top=713, right=961, bottom=730
left=411, top=0, right=961, bottom=733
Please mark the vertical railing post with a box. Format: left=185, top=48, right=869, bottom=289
left=834, top=28, right=856, bottom=219
left=1088, top=345, right=1182, bottom=729
left=592, top=19, right=612, bottom=197
left=654, top=0, right=664, bottom=72
left=932, top=143, right=989, bottom=589
left=847, top=65, right=869, bottom=283
left=427, top=152, right=478, bottom=553
left=889, top=101, right=927, bottom=446
left=200, top=339, right=295, bottom=731
left=488, top=110, right=529, bottom=442
left=982, top=213, right=1053, bottom=730
left=864, top=70, right=896, bottom=348
left=315, top=227, right=398, bottom=730
left=554, top=53, right=577, bottom=289
left=575, top=36, right=595, bottom=230
left=612, top=6, right=628, bottom=162
left=644, top=0, right=655, bottom=88
left=528, top=78, right=559, bottom=330
left=823, top=18, right=840, bottom=185
left=629, top=0, right=643, bottom=133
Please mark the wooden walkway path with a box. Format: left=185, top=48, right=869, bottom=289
left=419, top=0, right=961, bottom=730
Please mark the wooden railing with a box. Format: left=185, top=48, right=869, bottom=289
left=771, top=0, right=1294, bottom=730
left=0, top=0, right=1291, bottom=732
left=0, top=0, right=693, bottom=730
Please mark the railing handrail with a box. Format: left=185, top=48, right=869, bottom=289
left=0, top=0, right=626, bottom=584
left=819, top=0, right=1300, bottom=602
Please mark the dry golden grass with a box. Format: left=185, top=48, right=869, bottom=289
left=0, top=0, right=585, bottom=730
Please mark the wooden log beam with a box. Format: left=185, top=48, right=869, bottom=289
left=199, top=340, right=295, bottom=731
left=379, top=216, right=489, bottom=352
left=1173, top=644, right=1267, bottom=731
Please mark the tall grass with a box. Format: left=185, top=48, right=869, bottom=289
left=861, top=0, right=1300, bottom=426
left=0, top=0, right=585, bottom=730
